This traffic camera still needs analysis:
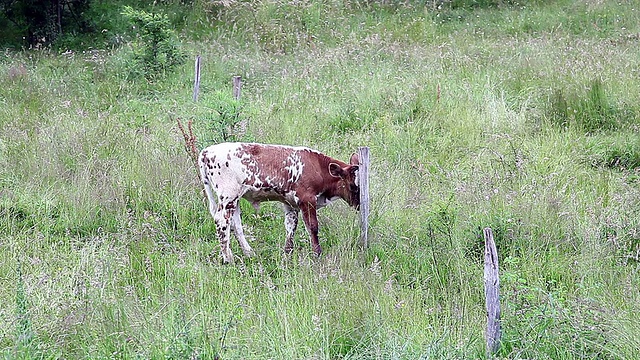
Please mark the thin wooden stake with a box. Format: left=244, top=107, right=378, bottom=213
left=358, top=147, right=370, bottom=249
left=484, top=227, right=501, bottom=358
left=193, top=55, right=201, bottom=102
left=232, top=76, right=242, bottom=100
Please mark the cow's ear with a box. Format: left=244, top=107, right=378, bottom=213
left=329, top=163, right=345, bottom=178
left=350, top=153, right=360, bottom=165
left=349, top=165, right=359, bottom=175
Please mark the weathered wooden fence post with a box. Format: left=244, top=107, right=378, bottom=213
left=193, top=55, right=201, bottom=102
left=357, top=146, right=370, bottom=249
left=232, top=76, right=242, bottom=100
left=484, top=227, right=501, bottom=358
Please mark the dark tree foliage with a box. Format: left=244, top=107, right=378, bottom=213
left=0, top=0, right=92, bottom=47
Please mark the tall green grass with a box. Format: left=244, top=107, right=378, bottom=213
left=2, top=0, right=640, bottom=358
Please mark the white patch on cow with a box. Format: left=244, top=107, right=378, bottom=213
left=263, top=175, right=282, bottom=188
left=286, top=190, right=299, bottom=206
left=237, top=151, right=262, bottom=187
left=284, top=151, right=304, bottom=183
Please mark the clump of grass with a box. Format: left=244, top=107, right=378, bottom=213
left=585, top=135, right=640, bottom=172
left=13, top=261, right=35, bottom=357
left=328, top=101, right=377, bottom=135
left=439, top=0, right=528, bottom=10
left=202, top=0, right=344, bottom=54
left=499, top=270, right=611, bottom=359
left=547, top=79, right=633, bottom=132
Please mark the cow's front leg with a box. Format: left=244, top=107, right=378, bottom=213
left=283, top=204, right=299, bottom=254
left=214, top=202, right=235, bottom=264
left=300, top=202, right=321, bottom=257
left=231, top=205, right=254, bottom=257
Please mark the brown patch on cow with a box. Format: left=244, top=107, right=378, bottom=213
left=239, top=144, right=301, bottom=190
left=244, top=144, right=262, bottom=157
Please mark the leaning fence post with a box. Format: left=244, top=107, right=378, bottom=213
left=357, top=146, right=370, bottom=249
left=484, top=227, right=501, bottom=358
left=232, top=76, right=242, bottom=100
left=193, top=55, right=201, bottom=102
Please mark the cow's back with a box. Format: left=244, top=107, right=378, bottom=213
left=199, top=142, right=325, bottom=197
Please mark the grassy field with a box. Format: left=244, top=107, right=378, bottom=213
left=2, top=0, right=640, bottom=358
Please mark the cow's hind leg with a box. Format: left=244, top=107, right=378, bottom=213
left=283, top=204, right=299, bottom=254
left=214, top=202, right=235, bottom=264
left=231, top=205, right=254, bottom=257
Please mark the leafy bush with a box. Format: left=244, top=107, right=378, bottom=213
left=121, top=6, right=186, bottom=80
left=193, top=91, right=250, bottom=147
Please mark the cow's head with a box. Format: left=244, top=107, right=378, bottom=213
left=328, top=153, right=360, bottom=209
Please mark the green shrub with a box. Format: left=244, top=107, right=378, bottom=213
left=195, top=91, right=249, bottom=146
left=121, top=6, right=186, bottom=80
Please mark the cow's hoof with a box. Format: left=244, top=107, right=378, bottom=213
left=242, top=248, right=255, bottom=257
left=221, top=250, right=235, bottom=264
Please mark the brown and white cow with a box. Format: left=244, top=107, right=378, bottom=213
left=198, top=142, right=360, bottom=263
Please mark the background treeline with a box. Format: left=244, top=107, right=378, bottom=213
left=0, top=0, right=549, bottom=49
left=0, top=0, right=184, bottom=49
